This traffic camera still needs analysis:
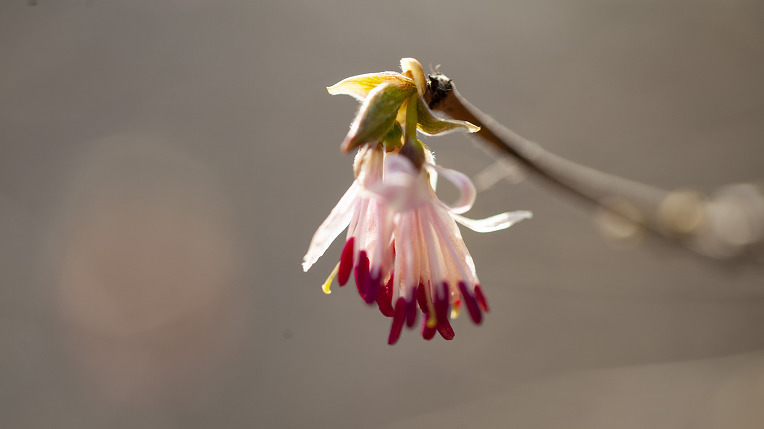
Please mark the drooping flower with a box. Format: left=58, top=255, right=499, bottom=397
left=303, top=58, right=532, bottom=344
left=369, top=151, right=532, bottom=344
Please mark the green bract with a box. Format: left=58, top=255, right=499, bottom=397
left=415, top=97, right=480, bottom=136
left=341, top=82, right=415, bottom=152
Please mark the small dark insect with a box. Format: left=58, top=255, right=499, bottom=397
left=28, top=0, right=38, bottom=6
left=426, top=73, right=453, bottom=110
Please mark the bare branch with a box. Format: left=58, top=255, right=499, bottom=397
left=426, top=73, right=764, bottom=265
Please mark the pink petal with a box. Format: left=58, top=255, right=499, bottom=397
left=428, top=204, right=478, bottom=282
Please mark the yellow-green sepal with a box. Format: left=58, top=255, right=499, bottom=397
left=400, top=58, right=426, bottom=96
left=341, top=82, right=417, bottom=152
left=415, top=97, right=480, bottom=136
left=327, top=72, right=415, bottom=102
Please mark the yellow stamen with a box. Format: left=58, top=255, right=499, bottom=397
left=450, top=302, right=461, bottom=319
left=423, top=283, right=438, bottom=328
left=426, top=314, right=437, bottom=329
left=322, top=263, right=340, bottom=295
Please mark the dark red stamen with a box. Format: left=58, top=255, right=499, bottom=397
left=474, top=284, right=489, bottom=312
left=432, top=282, right=455, bottom=340
left=388, top=297, right=407, bottom=345
left=364, top=268, right=380, bottom=304
left=337, top=238, right=354, bottom=286
left=405, top=296, right=418, bottom=328
left=459, top=281, right=482, bottom=325
left=354, top=251, right=370, bottom=302
left=416, top=282, right=428, bottom=313
left=376, top=276, right=395, bottom=317
left=434, top=282, right=450, bottom=325
left=436, top=319, right=455, bottom=340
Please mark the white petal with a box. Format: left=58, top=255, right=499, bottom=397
left=365, top=154, right=426, bottom=212
left=432, top=164, right=476, bottom=215
left=452, top=210, right=533, bottom=233
left=302, top=181, right=361, bottom=272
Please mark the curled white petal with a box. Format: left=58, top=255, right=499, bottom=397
left=432, top=164, right=476, bottom=215
left=302, top=181, right=361, bottom=272
left=452, top=210, right=533, bottom=233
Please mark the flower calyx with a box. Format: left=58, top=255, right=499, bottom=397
left=328, top=58, right=480, bottom=155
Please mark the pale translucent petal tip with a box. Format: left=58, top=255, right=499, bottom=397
left=453, top=210, right=533, bottom=233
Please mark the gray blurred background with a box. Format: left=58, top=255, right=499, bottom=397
left=2, top=1, right=764, bottom=428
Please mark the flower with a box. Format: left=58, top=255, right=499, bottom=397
left=303, top=58, right=532, bottom=344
